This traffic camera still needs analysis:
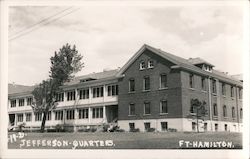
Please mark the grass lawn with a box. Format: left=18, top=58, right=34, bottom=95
left=8, top=132, right=242, bottom=149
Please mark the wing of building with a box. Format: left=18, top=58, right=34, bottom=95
left=8, top=44, right=243, bottom=132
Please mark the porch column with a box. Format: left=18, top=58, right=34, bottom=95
left=103, top=105, right=106, bottom=123
left=88, top=107, right=92, bottom=123
left=103, top=85, right=106, bottom=102
left=74, top=109, right=78, bottom=132
left=89, top=87, right=92, bottom=103
left=51, top=111, right=55, bottom=121
left=14, top=113, right=17, bottom=126
left=23, top=113, right=26, bottom=123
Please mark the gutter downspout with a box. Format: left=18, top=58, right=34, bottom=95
left=207, top=77, right=213, bottom=131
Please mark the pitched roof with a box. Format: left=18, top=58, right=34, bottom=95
left=60, top=69, right=119, bottom=86
left=116, top=44, right=242, bottom=86
left=8, top=84, right=35, bottom=95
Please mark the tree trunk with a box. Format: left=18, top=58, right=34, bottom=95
left=40, top=110, right=48, bottom=133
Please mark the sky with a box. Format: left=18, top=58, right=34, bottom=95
left=8, top=4, right=244, bottom=86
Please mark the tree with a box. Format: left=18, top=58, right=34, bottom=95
left=187, top=99, right=208, bottom=133
left=31, top=43, right=83, bottom=132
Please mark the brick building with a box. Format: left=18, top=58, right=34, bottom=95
left=8, top=44, right=243, bottom=132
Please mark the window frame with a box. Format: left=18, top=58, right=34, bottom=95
left=148, top=59, right=154, bottom=69
left=223, top=105, right=227, bottom=117
left=129, top=103, right=135, bottom=116
left=201, top=77, right=206, bottom=91
left=232, top=107, right=236, bottom=119
left=139, top=60, right=146, bottom=70
left=10, top=99, right=16, bottom=107
left=143, top=76, right=150, bottom=91
left=160, top=100, right=168, bottom=114
left=160, top=74, right=168, bottom=89
left=79, top=108, right=89, bottom=119
left=19, top=98, right=25, bottom=107
left=17, top=114, right=23, bottom=122
left=213, top=103, right=218, bottom=116
left=189, top=74, right=194, bottom=88
left=25, top=113, right=32, bottom=122
left=129, top=78, right=135, bottom=92
left=212, top=79, right=217, bottom=94
left=144, top=101, right=151, bottom=115
left=67, top=90, right=76, bottom=101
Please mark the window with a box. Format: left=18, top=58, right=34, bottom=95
left=222, top=83, right=226, bottom=96
left=232, top=107, right=236, bottom=118
left=240, top=108, right=243, bottom=119
left=56, top=92, right=64, bottom=102
left=143, top=76, right=150, bottom=91
left=239, top=88, right=243, bottom=99
left=79, top=89, right=89, bottom=99
left=230, top=86, right=234, bottom=97
left=144, top=101, right=151, bottom=115
left=129, top=78, right=135, bottom=92
left=45, top=111, right=51, bottom=120
left=55, top=111, right=63, bottom=120
left=212, top=79, right=217, bottom=93
left=148, top=60, right=154, bottom=68
left=161, top=122, right=168, bottom=131
left=201, top=77, right=206, bottom=90
left=10, top=100, right=16, bottom=107
left=204, top=123, right=207, bottom=131
left=107, top=85, right=118, bottom=96
left=26, top=113, right=32, bottom=122
left=66, top=109, right=75, bottom=120
left=160, top=74, right=168, bottom=88
left=139, top=60, right=146, bottom=70
left=192, top=122, right=196, bottom=131
left=92, top=86, right=104, bottom=98
left=215, top=124, right=218, bottom=131
left=67, top=91, right=75, bottom=101
left=27, top=97, right=33, bottom=105
left=19, top=98, right=24, bottom=106
left=129, top=103, right=135, bottom=116
left=223, top=105, right=227, bottom=117
left=17, top=114, right=23, bottom=122
left=213, top=104, right=218, bottom=116
left=79, top=108, right=89, bottom=119
left=190, top=100, right=194, bottom=113
left=144, top=122, right=151, bottom=131
left=160, top=100, right=168, bottom=114
left=35, top=113, right=42, bottom=121
left=92, top=107, right=103, bottom=118
left=225, top=124, right=228, bottom=131
left=189, top=74, right=194, bottom=88
left=129, top=123, right=135, bottom=130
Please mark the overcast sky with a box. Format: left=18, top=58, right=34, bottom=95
left=8, top=4, right=244, bottom=86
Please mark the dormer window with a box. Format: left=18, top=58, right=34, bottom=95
left=139, top=61, right=146, bottom=70
left=148, top=60, right=154, bottom=68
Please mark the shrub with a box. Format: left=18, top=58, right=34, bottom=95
left=102, top=124, right=110, bottom=132
left=130, top=128, right=140, bottom=132
left=90, top=127, right=97, bottom=132
left=147, top=128, right=155, bottom=132
left=47, top=129, right=57, bottom=132
left=18, top=123, right=26, bottom=132
left=168, top=128, right=177, bottom=132
left=55, top=124, right=64, bottom=132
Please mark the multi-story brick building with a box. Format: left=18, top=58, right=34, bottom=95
left=8, top=44, right=243, bottom=132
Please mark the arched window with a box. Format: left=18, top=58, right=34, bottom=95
left=232, top=107, right=236, bottom=118
left=223, top=105, right=227, bottom=117
left=213, top=104, right=218, bottom=116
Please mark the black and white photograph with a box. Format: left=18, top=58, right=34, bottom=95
left=0, top=0, right=249, bottom=159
